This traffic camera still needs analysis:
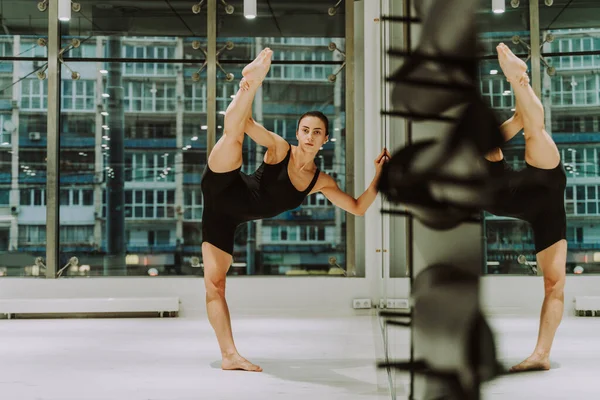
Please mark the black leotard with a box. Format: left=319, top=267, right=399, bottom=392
left=200, top=143, right=321, bottom=255
left=484, top=159, right=567, bottom=253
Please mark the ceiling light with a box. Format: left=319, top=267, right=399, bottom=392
left=244, top=0, right=257, bottom=19
left=101, top=111, right=109, bottom=116
left=490, top=69, right=498, bottom=75
left=492, top=0, right=505, bottom=13
left=102, top=93, right=110, bottom=98
left=58, top=0, right=71, bottom=21
left=100, top=69, right=108, bottom=74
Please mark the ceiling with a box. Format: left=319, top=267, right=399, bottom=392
left=476, top=0, right=600, bottom=31
left=0, top=1, right=597, bottom=40
left=0, top=0, right=346, bottom=38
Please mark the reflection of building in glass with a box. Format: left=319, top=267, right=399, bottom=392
left=0, top=35, right=346, bottom=276
left=481, top=29, right=600, bottom=273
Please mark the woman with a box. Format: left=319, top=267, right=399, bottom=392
left=200, top=48, right=389, bottom=372
left=484, top=43, right=567, bottom=373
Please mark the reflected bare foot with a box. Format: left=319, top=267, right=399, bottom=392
left=496, top=43, right=528, bottom=85
left=509, top=354, right=551, bottom=373
left=222, top=354, right=263, bottom=372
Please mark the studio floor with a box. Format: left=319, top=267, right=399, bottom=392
left=0, top=315, right=599, bottom=400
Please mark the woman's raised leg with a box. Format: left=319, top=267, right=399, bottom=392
left=207, top=48, right=273, bottom=173
left=496, top=43, right=560, bottom=170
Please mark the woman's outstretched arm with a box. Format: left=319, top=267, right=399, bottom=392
left=318, top=148, right=390, bottom=216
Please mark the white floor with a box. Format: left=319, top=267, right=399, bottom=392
left=0, top=315, right=389, bottom=400
left=1, top=315, right=599, bottom=400
left=386, top=316, right=600, bottom=399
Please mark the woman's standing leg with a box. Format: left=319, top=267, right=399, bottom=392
left=202, top=242, right=263, bottom=371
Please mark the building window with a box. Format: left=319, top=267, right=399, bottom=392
left=59, top=225, right=94, bottom=244
left=19, top=225, right=46, bottom=244
left=480, top=78, right=515, bottom=109
left=184, top=83, right=207, bottom=112
left=20, top=189, right=46, bottom=206
left=303, top=193, right=331, bottom=207
left=263, top=118, right=298, bottom=140
left=565, top=184, right=600, bottom=216
left=267, top=225, right=328, bottom=243
left=270, top=48, right=332, bottom=81
left=125, top=152, right=175, bottom=182
left=0, top=114, right=13, bottom=146
left=561, top=147, right=599, bottom=178
left=0, top=189, right=9, bottom=205
left=551, top=75, right=599, bottom=106
left=124, top=82, right=176, bottom=112
left=548, top=35, right=599, bottom=69
left=216, top=82, right=238, bottom=111
left=184, top=189, right=203, bottom=220
left=123, top=45, right=176, bottom=76
left=0, top=41, right=13, bottom=56
left=123, top=189, right=175, bottom=219
left=21, top=79, right=48, bottom=110
left=60, top=188, right=94, bottom=206
left=61, top=80, right=95, bottom=111
left=61, top=115, right=95, bottom=136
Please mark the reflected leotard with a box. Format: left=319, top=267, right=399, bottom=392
left=200, top=143, right=320, bottom=255
left=484, top=159, right=567, bottom=253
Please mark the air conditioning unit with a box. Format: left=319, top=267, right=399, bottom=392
left=29, top=132, right=41, bottom=141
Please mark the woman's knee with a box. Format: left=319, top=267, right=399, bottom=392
left=205, top=275, right=226, bottom=300
left=543, top=273, right=565, bottom=297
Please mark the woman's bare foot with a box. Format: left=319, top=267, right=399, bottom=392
left=496, top=43, right=528, bottom=85
left=222, top=353, right=263, bottom=372
left=242, top=48, right=273, bottom=83
left=509, top=354, right=551, bottom=373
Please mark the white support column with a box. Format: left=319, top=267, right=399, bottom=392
left=362, top=0, right=383, bottom=290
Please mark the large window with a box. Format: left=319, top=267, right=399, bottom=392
left=481, top=11, right=600, bottom=274
left=0, top=2, right=348, bottom=278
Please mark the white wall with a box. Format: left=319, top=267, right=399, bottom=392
left=0, top=277, right=374, bottom=318
left=383, top=276, right=600, bottom=317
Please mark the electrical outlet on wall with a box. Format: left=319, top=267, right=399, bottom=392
left=386, top=298, right=410, bottom=309
left=352, top=298, right=372, bottom=309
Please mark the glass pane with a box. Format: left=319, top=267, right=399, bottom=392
left=480, top=1, right=533, bottom=275
left=5, top=72, right=49, bottom=275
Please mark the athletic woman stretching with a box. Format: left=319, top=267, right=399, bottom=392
left=484, top=43, right=567, bottom=372
left=200, top=48, right=390, bottom=372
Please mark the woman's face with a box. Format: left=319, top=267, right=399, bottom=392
left=296, top=116, right=328, bottom=151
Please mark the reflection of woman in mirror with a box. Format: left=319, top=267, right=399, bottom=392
left=484, top=43, right=567, bottom=372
